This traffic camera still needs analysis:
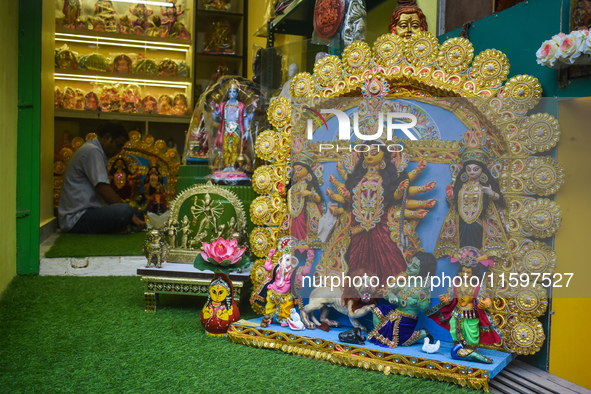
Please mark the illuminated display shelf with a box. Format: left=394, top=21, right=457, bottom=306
left=53, top=0, right=196, bottom=156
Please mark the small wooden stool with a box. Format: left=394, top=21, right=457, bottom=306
left=138, top=262, right=250, bottom=312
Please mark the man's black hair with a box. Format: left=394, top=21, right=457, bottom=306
left=97, top=121, right=129, bottom=141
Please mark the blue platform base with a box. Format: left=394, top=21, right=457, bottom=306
left=228, top=317, right=514, bottom=391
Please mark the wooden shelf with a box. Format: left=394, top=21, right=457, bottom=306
left=196, top=52, right=243, bottom=59
left=55, top=109, right=192, bottom=124
left=195, top=10, right=243, bottom=19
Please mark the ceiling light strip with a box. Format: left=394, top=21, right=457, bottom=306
left=111, top=0, right=174, bottom=7
left=55, top=33, right=190, bottom=48
left=55, top=37, right=188, bottom=52
left=55, top=74, right=190, bottom=88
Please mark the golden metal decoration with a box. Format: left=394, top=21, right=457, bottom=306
left=253, top=165, right=286, bottom=196
left=503, top=316, right=545, bottom=355
left=290, top=72, right=316, bottom=99
left=404, top=31, right=439, bottom=67
left=471, top=49, right=510, bottom=88
left=250, top=195, right=286, bottom=226
left=502, top=157, right=564, bottom=196
left=249, top=226, right=279, bottom=258
left=373, top=33, right=405, bottom=68
left=250, top=32, right=563, bottom=360
left=514, top=240, right=556, bottom=275
left=517, top=198, right=562, bottom=239
left=437, top=37, right=474, bottom=74
left=255, top=130, right=281, bottom=162
left=499, top=75, right=542, bottom=113
left=267, top=97, right=292, bottom=130
left=314, top=55, right=345, bottom=90
left=342, top=40, right=372, bottom=75
left=507, top=284, right=548, bottom=318
left=166, top=181, right=247, bottom=263
left=249, top=258, right=268, bottom=314
left=518, top=113, right=561, bottom=153
left=523, top=157, right=564, bottom=196
left=228, top=323, right=491, bottom=391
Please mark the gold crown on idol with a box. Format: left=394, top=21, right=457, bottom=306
left=459, top=130, right=491, bottom=166
left=229, top=79, right=240, bottom=90
left=278, top=236, right=294, bottom=255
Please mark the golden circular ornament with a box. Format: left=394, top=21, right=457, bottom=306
left=253, top=165, right=274, bottom=195
left=255, top=130, right=280, bottom=162
left=342, top=41, right=372, bottom=75
left=71, top=137, right=85, bottom=149
left=290, top=72, right=316, bottom=98
left=267, top=97, right=292, bottom=129
left=518, top=113, right=561, bottom=153
left=59, top=147, right=74, bottom=163
left=142, top=134, right=155, bottom=146
left=471, top=49, right=510, bottom=88
left=524, top=157, right=564, bottom=196
left=503, top=316, right=545, bottom=355
left=251, top=196, right=271, bottom=226
left=129, top=130, right=142, bottom=142
left=515, top=240, right=556, bottom=275
left=437, top=37, right=474, bottom=74
left=167, top=148, right=178, bottom=159
left=154, top=139, right=167, bottom=153
left=84, top=133, right=97, bottom=141
left=314, top=55, right=344, bottom=88
left=249, top=226, right=279, bottom=258
left=373, top=33, right=404, bottom=67
left=519, top=198, right=562, bottom=238
left=250, top=195, right=286, bottom=226
left=500, top=75, right=542, bottom=112
left=54, top=161, right=66, bottom=175
left=405, top=31, right=439, bottom=67
left=508, top=284, right=548, bottom=318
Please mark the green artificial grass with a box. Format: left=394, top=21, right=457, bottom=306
left=0, top=276, right=474, bottom=393
left=45, top=232, right=146, bottom=258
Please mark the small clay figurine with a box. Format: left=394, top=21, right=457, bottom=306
left=113, top=54, right=132, bottom=74
left=201, top=273, right=240, bottom=336
left=160, top=0, right=184, bottom=34
left=62, top=0, right=81, bottom=29
left=130, top=3, right=153, bottom=31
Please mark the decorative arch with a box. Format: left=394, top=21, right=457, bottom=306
left=247, top=31, right=563, bottom=365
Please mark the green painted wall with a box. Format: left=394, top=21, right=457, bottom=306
left=17, top=0, right=41, bottom=275
left=0, top=0, right=19, bottom=293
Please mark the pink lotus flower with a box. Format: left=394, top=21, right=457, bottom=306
left=201, top=237, right=245, bottom=266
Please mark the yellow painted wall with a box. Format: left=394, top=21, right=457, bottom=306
left=40, top=0, right=55, bottom=230
left=0, top=0, right=19, bottom=293
left=550, top=98, right=591, bottom=389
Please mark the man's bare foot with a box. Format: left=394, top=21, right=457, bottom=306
left=132, top=214, right=147, bottom=229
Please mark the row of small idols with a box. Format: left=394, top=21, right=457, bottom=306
left=56, top=47, right=189, bottom=78
left=58, top=1, right=190, bottom=39
left=55, top=86, right=190, bottom=115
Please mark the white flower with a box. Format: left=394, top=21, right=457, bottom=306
left=557, top=32, right=584, bottom=64
left=536, top=39, right=560, bottom=67
left=577, top=29, right=591, bottom=54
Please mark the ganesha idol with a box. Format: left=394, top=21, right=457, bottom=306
left=251, top=237, right=304, bottom=328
